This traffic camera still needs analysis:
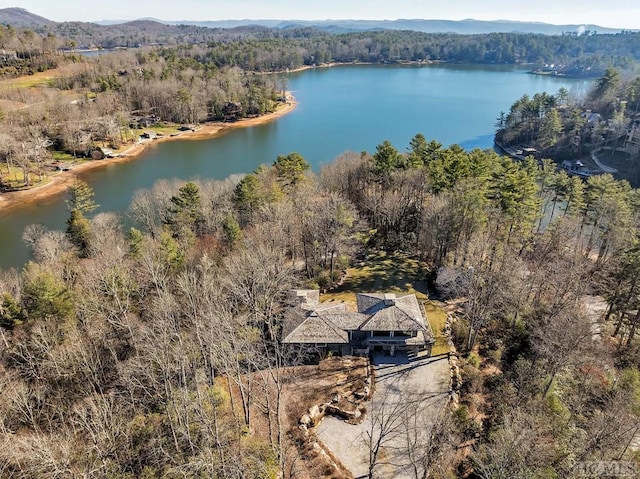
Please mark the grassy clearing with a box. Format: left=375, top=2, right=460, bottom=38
left=0, top=165, right=21, bottom=185
left=0, top=74, right=55, bottom=90
left=128, top=125, right=182, bottom=138
left=324, top=251, right=430, bottom=300
left=323, top=251, right=450, bottom=353
left=149, top=125, right=181, bottom=135
left=1, top=165, right=50, bottom=189
left=51, top=151, right=77, bottom=162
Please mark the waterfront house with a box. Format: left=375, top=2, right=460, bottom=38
left=582, top=110, right=602, bottom=126
left=561, top=159, right=592, bottom=178
left=283, top=290, right=434, bottom=358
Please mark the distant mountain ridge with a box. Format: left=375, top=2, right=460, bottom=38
left=0, top=8, right=634, bottom=35
left=0, top=7, right=56, bottom=26
left=98, top=17, right=633, bottom=35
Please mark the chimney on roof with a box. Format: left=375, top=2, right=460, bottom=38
left=384, top=293, right=396, bottom=306
left=290, top=289, right=320, bottom=306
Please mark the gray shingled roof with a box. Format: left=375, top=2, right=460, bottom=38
left=324, top=312, right=370, bottom=331
left=284, top=291, right=431, bottom=344
left=357, top=293, right=427, bottom=332
left=302, top=302, right=348, bottom=314
left=282, top=313, right=349, bottom=344
left=356, top=293, right=386, bottom=314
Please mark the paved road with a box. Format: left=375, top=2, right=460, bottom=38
left=316, top=353, right=450, bottom=479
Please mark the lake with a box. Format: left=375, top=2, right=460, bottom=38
left=0, top=64, right=587, bottom=270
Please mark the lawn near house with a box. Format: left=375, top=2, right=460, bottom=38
left=322, top=251, right=450, bottom=356
left=323, top=251, right=429, bottom=302
left=424, top=300, right=449, bottom=356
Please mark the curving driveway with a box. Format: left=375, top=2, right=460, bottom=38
left=316, top=353, right=450, bottom=478
left=591, top=150, right=619, bottom=173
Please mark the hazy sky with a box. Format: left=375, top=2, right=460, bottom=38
left=4, top=0, right=640, bottom=29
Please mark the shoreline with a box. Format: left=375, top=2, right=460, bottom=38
left=260, top=59, right=439, bottom=75
left=0, top=96, right=297, bottom=215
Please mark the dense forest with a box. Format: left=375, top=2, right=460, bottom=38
left=3, top=21, right=640, bottom=76
left=1, top=137, right=639, bottom=477
left=496, top=67, right=640, bottom=184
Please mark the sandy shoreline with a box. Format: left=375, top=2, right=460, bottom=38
left=0, top=97, right=297, bottom=215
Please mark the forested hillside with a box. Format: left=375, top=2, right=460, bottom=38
left=0, top=36, right=285, bottom=190
left=3, top=19, right=640, bottom=74
left=496, top=68, right=640, bottom=184
left=1, top=140, right=639, bottom=477
left=3, top=20, right=640, bottom=191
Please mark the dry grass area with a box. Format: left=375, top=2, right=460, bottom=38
left=281, top=357, right=370, bottom=479
left=0, top=70, right=56, bottom=89
left=0, top=98, right=28, bottom=110
left=0, top=63, right=85, bottom=115
left=0, top=63, right=81, bottom=90
left=425, top=301, right=450, bottom=356
left=0, top=165, right=51, bottom=190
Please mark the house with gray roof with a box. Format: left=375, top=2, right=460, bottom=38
left=283, top=291, right=434, bottom=358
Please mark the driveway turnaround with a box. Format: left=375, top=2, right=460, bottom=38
left=316, top=353, right=450, bottom=478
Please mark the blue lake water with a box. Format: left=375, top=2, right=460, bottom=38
left=0, top=63, right=588, bottom=270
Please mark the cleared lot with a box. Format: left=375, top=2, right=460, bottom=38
left=316, top=353, right=450, bottom=478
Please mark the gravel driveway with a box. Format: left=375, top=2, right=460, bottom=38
left=316, top=353, right=450, bottom=478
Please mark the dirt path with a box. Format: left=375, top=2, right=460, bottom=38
left=0, top=97, right=297, bottom=215
left=582, top=295, right=607, bottom=341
